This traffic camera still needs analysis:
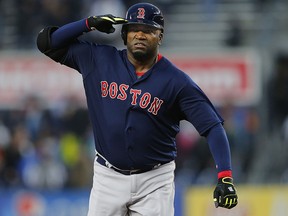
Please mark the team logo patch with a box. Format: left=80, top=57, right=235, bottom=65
left=137, top=8, right=145, bottom=19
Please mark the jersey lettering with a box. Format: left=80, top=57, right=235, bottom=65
left=130, top=89, right=142, bottom=105
left=109, top=82, right=118, bottom=99
left=100, top=81, right=164, bottom=115
left=148, top=97, right=164, bottom=115
left=101, top=81, right=109, bottom=97
left=139, top=93, right=151, bottom=109
left=117, top=84, right=129, bottom=100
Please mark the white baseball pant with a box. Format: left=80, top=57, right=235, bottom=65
left=87, top=157, right=175, bottom=216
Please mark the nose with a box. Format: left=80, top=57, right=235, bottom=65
left=135, top=31, right=146, bottom=39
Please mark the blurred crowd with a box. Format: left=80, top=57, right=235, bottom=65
left=0, top=95, right=94, bottom=189
left=0, top=0, right=273, bottom=50
left=0, top=0, right=174, bottom=50
left=0, top=93, right=261, bottom=190
left=0, top=0, right=287, bottom=191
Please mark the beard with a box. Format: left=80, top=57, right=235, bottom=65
left=132, top=50, right=153, bottom=61
left=127, top=42, right=157, bottom=61
left=130, top=45, right=157, bottom=62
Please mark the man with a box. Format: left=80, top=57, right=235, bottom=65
left=37, top=2, right=238, bottom=215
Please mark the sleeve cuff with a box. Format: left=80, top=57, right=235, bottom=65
left=85, top=18, right=91, bottom=31
left=218, top=170, right=232, bottom=179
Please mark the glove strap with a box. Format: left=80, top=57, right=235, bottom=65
left=218, top=170, right=232, bottom=179
left=85, top=18, right=91, bottom=31
left=85, top=16, right=97, bottom=31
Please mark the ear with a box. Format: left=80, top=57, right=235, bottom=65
left=158, top=32, right=163, bottom=45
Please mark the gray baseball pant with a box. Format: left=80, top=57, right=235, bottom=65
left=87, top=157, right=175, bottom=216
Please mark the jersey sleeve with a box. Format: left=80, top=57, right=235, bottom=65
left=59, top=40, right=94, bottom=76
left=177, top=75, right=223, bottom=136
left=207, top=123, right=232, bottom=172
left=60, top=42, right=116, bottom=79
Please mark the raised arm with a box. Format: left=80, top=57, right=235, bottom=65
left=36, top=15, right=127, bottom=62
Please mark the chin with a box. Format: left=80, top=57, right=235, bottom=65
left=132, top=51, right=148, bottom=61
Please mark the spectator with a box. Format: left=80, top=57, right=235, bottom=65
left=267, top=52, right=288, bottom=129
left=224, top=16, right=243, bottom=47
left=21, top=135, right=68, bottom=189
left=41, top=0, right=83, bottom=26
left=1, top=125, right=31, bottom=187
left=17, top=0, right=43, bottom=49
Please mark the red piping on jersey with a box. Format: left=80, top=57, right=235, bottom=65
left=218, top=170, right=232, bottom=179
left=136, top=71, right=145, bottom=77
left=157, top=53, right=163, bottom=62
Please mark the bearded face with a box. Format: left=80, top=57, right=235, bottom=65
left=126, top=24, right=163, bottom=62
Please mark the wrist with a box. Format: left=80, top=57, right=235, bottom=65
left=218, top=170, right=232, bottom=179
left=86, top=16, right=97, bottom=31
left=85, top=18, right=91, bottom=31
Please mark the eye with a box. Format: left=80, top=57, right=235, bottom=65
left=142, top=29, right=155, bottom=34
left=128, top=27, right=137, bottom=32
left=128, top=26, right=157, bottom=34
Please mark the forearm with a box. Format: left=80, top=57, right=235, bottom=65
left=206, top=123, right=232, bottom=178
left=51, top=19, right=90, bottom=48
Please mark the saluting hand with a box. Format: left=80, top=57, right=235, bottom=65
left=87, top=14, right=128, bottom=34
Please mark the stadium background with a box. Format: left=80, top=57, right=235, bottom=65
left=0, top=0, right=288, bottom=215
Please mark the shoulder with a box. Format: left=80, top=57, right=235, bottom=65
left=158, top=56, right=195, bottom=84
left=70, top=41, right=119, bottom=53
left=157, top=56, right=206, bottom=99
left=67, top=41, right=125, bottom=60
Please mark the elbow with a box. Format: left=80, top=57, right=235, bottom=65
left=36, top=26, right=59, bottom=53
left=36, top=26, right=68, bottom=63
left=203, top=122, right=224, bottom=138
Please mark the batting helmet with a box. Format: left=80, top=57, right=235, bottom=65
left=121, top=3, right=164, bottom=45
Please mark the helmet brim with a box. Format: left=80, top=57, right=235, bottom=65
left=123, top=19, right=163, bottom=30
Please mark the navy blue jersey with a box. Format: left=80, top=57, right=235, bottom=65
left=59, top=40, right=223, bottom=169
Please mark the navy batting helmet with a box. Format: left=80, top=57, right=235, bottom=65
left=121, top=3, right=164, bottom=45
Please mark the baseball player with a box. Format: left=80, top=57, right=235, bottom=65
left=37, top=2, right=238, bottom=216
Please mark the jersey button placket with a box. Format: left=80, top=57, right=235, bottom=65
left=126, top=126, right=134, bottom=151
left=126, top=105, right=136, bottom=163
left=126, top=126, right=132, bottom=133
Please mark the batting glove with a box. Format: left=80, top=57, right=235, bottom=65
left=86, top=14, right=127, bottom=34
left=213, top=177, right=238, bottom=209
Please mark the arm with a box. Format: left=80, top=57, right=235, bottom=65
left=36, top=19, right=88, bottom=63
left=206, top=123, right=232, bottom=175
left=36, top=15, right=127, bottom=62
left=175, top=69, right=238, bottom=208
left=50, top=19, right=90, bottom=49
left=205, top=123, right=238, bottom=209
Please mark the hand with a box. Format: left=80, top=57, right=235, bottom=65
left=213, top=177, right=238, bottom=209
left=87, top=14, right=127, bottom=34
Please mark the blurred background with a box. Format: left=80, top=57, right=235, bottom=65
left=0, top=0, right=288, bottom=215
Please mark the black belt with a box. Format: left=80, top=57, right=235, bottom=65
left=96, top=156, right=161, bottom=175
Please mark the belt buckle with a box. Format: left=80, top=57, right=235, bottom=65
left=129, top=169, right=140, bottom=175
